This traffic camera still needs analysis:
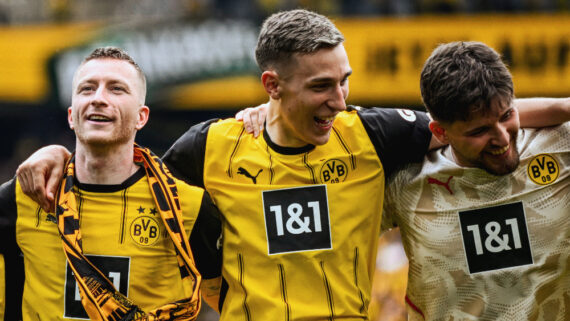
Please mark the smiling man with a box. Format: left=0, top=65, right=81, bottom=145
left=17, top=10, right=435, bottom=319
left=160, top=10, right=436, bottom=319
left=382, top=41, right=569, bottom=320
left=14, top=11, right=570, bottom=321
left=0, top=47, right=222, bottom=320
left=431, top=98, right=521, bottom=175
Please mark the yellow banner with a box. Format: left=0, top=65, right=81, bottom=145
left=1, top=15, right=569, bottom=107
left=0, top=23, right=99, bottom=103
left=336, top=14, right=570, bottom=106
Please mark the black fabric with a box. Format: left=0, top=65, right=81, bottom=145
left=74, top=167, right=145, bottom=192
left=357, top=107, right=432, bottom=179
left=162, top=119, right=219, bottom=189
left=190, top=192, right=223, bottom=279
left=263, top=129, right=315, bottom=155
left=218, top=277, right=229, bottom=312
left=0, top=179, right=24, bottom=321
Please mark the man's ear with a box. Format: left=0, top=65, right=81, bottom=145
left=135, top=106, right=150, bottom=130
left=429, top=120, right=449, bottom=144
left=67, top=107, right=74, bottom=130
left=261, top=70, right=280, bottom=100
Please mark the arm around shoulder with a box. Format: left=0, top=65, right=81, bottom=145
left=358, top=107, right=433, bottom=175
left=16, top=144, right=71, bottom=213
left=516, top=97, right=570, bottom=127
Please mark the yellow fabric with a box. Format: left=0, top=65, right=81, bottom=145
left=55, top=145, right=201, bottom=320
left=204, top=111, right=385, bottom=320
left=15, top=177, right=205, bottom=320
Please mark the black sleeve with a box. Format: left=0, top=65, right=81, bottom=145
left=0, top=179, right=24, bottom=321
left=162, top=119, right=218, bottom=189
left=357, top=107, right=431, bottom=178
left=190, top=191, right=222, bottom=280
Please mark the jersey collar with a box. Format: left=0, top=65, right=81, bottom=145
left=74, top=167, right=145, bottom=193
left=263, top=129, right=315, bottom=155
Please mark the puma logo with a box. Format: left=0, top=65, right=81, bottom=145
left=46, top=213, right=57, bottom=224
left=237, top=167, right=263, bottom=184
left=427, top=176, right=454, bottom=195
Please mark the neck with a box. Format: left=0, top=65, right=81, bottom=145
left=74, top=142, right=139, bottom=184
left=264, top=99, right=306, bottom=147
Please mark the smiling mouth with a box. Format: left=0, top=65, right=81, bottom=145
left=88, top=115, right=112, bottom=123
left=488, top=145, right=509, bottom=155
left=314, top=116, right=334, bottom=128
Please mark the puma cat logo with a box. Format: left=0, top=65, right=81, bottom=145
left=237, top=167, right=263, bottom=184
left=46, top=213, right=57, bottom=224
left=427, top=176, right=454, bottom=195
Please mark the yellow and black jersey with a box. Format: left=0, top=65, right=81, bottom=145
left=383, top=123, right=570, bottom=320
left=0, top=167, right=222, bottom=321
left=164, top=106, right=431, bottom=320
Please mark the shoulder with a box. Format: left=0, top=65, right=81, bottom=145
left=0, top=179, right=16, bottom=202
left=174, top=177, right=206, bottom=199
left=0, top=179, right=18, bottom=229
left=354, top=106, right=429, bottom=125
left=519, top=122, right=570, bottom=157
left=3, top=178, right=39, bottom=216
left=206, top=117, right=249, bottom=141
left=164, top=117, right=243, bottom=160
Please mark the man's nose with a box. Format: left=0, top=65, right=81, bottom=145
left=491, top=124, right=510, bottom=146
left=91, top=87, right=109, bottom=107
left=328, top=84, right=347, bottom=111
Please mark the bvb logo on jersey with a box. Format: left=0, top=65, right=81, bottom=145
left=130, top=216, right=160, bottom=246
left=320, top=159, right=348, bottom=183
left=527, top=154, right=559, bottom=185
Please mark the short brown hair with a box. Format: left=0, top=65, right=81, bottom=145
left=83, top=46, right=146, bottom=89
left=420, top=41, right=514, bottom=123
left=255, top=9, right=344, bottom=72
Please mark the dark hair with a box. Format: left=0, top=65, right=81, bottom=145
left=255, top=9, right=344, bottom=72
left=420, top=41, right=513, bottom=123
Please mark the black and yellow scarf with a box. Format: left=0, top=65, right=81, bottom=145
left=54, top=144, right=201, bottom=321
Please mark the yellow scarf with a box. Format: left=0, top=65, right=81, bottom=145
left=55, top=144, right=201, bottom=321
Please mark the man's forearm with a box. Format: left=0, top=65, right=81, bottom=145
left=516, top=97, right=570, bottom=127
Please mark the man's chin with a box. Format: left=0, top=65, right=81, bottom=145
left=482, top=158, right=520, bottom=176
left=310, top=132, right=332, bottom=146
left=78, top=135, right=130, bottom=148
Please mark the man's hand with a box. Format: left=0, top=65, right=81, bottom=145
left=16, top=145, right=71, bottom=213
left=235, top=103, right=268, bottom=137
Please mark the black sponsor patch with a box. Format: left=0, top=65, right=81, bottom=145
left=64, top=255, right=130, bottom=319
left=263, top=185, right=332, bottom=255
left=458, top=202, right=533, bottom=274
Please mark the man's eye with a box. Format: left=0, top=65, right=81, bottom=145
left=467, top=128, right=487, bottom=137
left=501, top=110, right=513, bottom=121
left=311, top=83, right=329, bottom=91
left=79, top=86, right=94, bottom=93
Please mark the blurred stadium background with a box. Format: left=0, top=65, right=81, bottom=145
left=0, top=0, right=569, bottom=320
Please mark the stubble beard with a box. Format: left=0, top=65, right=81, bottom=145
left=480, top=134, right=520, bottom=176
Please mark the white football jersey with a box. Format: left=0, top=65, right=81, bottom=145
left=383, top=123, right=570, bottom=321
